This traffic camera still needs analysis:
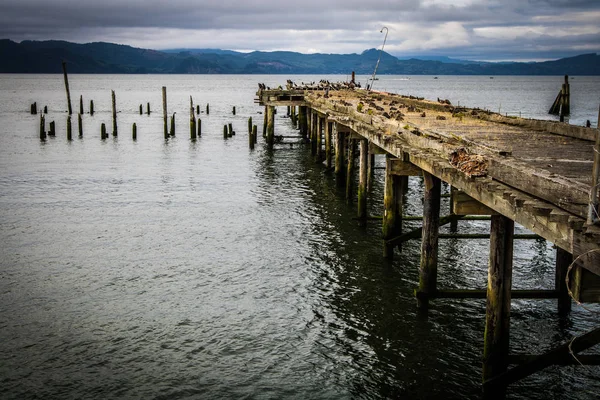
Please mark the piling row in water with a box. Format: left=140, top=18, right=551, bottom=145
left=34, top=79, right=262, bottom=143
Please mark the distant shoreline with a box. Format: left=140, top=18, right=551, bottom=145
left=1, top=39, right=598, bottom=75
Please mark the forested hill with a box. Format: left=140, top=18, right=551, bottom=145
left=1, top=39, right=598, bottom=75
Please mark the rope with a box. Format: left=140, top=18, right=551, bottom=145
left=564, top=249, right=600, bottom=371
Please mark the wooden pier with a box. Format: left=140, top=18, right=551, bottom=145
left=256, top=84, right=600, bottom=397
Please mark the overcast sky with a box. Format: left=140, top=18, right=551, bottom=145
left=1, top=0, right=599, bottom=61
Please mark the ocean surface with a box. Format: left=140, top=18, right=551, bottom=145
left=0, top=74, right=599, bottom=399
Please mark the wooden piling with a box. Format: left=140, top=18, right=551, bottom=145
left=190, top=118, right=196, bottom=140
left=223, top=124, right=228, bottom=139
left=170, top=113, right=175, bottom=136
left=62, top=61, right=72, bottom=115
left=293, top=106, right=298, bottom=127
left=196, top=105, right=200, bottom=115
left=299, top=106, right=308, bottom=139
left=233, top=106, right=236, bottom=115
left=252, top=125, right=257, bottom=147
left=162, top=86, right=168, bottom=139
left=67, top=115, right=73, bottom=141
left=39, top=115, right=46, bottom=140
left=190, top=96, right=196, bottom=140
left=132, top=123, right=137, bottom=140
left=30, top=102, right=37, bottom=115
left=367, top=152, right=375, bottom=192
left=90, top=100, right=94, bottom=116
left=417, top=172, right=441, bottom=310
left=335, top=128, right=346, bottom=184
left=43, top=105, right=48, bottom=114
left=555, top=247, right=572, bottom=314
left=561, top=75, right=570, bottom=116
left=101, top=123, right=107, bottom=139
left=197, top=118, right=202, bottom=137
left=346, top=139, right=356, bottom=203
left=325, top=121, right=332, bottom=169
left=79, top=95, right=83, bottom=115
left=315, top=114, right=323, bottom=162
left=139, top=104, right=143, bottom=115
left=588, top=105, right=600, bottom=225
left=248, top=117, right=252, bottom=135
left=358, top=139, right=368, bottom=225
left=263, top=105, right=268, bottom=137
left=482, top=215, right=514, bottom=397
left=49, top=121, right=56, bottom=136
left=249, top=124, right=255, bottom=149
left=267, top=106, right=275, bottom=148
left=383, top=155, right=404, bottom=259
left=311, top=111, right=318, bottom=156
left=228, top=123, right=233, bottom=137
left=449, top=187, right=459, bottom=232
left=306, top=109, right=312, bottom=142
left=78, top=113, right=82, bottom=137
left=147, top=102, right=150, bottom=115
left=111, top=90, right=117, bottom=136
left=206, top=104, right=209, bottom=115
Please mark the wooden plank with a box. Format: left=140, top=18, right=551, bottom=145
left=390, top=159, right=422, bottom=176
left=453, top=190, right=498, bottom=215
left=369, top=142, right=387, bottom=154
left=508, top=354, right=600, bottom=366
left=386, top=214, right=464, bottom=246
left=484, top=327, right=600, bottom=390
left=488, top=159, right=589, bottom=218
left=416, top=289, right=559, bottom=299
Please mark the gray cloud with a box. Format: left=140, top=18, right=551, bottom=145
left=0, top=0, right=598, bottom=61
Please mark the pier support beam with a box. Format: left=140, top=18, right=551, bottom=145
left=335, top=128, right=346, bottom=186
left=311, top=111, right=318, bottom=156
left=417, top=172, right=441, bottom=310
left=483, top=215, right=514, bottom=398
left=346, top=139, right=356, bottom=204
left=315, top=114, right=323, bottom=163
left=367, top=153, right=375, bottom=192
left=325, top=121, right=333, bottom=169
left=358, top=139, right=369, bottom=225
left=555, top=247, right=572, bottom=315
left=266, top=105, right=275, bottom=148
left=299, top=106, right=308, bottom=139
left=263, top=105, right=268, bottom=137
left=383, top=155, right=404, bottom=259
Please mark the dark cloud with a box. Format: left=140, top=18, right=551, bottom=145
left=0, top=0, right=598, bottom=61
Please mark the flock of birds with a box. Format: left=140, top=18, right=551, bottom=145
left=257, top=79, right=361, bottom=92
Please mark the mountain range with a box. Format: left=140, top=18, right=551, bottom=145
left=1, top=39, right=599, bottom=75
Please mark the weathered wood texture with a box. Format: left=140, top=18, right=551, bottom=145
left=62, top=61, right=72, bottom=115
left=418, top=172, right=441, bottom=309
left=358, top=139, right=368, bottom=224
left=483, top=215, right=514, bottom=396
left=383, top=155, right=405, bottom=258
left=162, top=87, right=168, bottom=139
left=257, top=88, right=600, bottom=281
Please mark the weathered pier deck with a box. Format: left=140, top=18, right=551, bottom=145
left=256, top=85, right=600, bottom=397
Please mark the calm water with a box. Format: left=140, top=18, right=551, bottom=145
left=0, top=74, right=598, bottom=399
